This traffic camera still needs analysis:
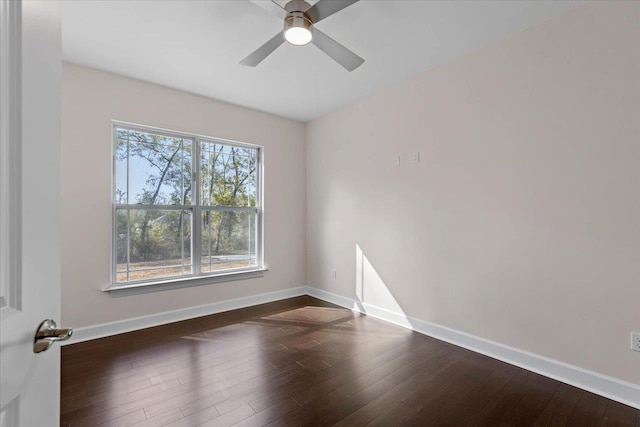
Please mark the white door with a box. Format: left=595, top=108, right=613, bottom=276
left=0, top=1, right=63, bottom=426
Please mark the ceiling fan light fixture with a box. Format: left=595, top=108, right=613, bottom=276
left=285, top=27, right=312, bottom=45
left=241, top=0, right=364, bottom=71
left=284, top=12, right=312, bottom=46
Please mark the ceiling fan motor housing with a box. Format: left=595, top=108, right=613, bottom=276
left=283, top=0, right=313, bottom=46
left=285, top=11, right=312, bottom=33
left=284, top=0, right=312, bottom=14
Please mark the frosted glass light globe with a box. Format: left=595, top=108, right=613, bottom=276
left=285, top=27, right=312, bottom=46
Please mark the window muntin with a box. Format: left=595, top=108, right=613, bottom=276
left=113, top=124, right=261, bottom=286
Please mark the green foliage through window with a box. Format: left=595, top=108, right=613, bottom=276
left=114, top=125, right=260, bottom=284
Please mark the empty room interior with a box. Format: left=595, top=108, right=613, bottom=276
left=0, top=0, right=639, bottom=426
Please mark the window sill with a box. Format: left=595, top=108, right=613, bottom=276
left=103, top=268, right=267, bottom=297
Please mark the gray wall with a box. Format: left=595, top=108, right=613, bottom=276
left=306, top=1, right=640, bottom=385
left=62, top=63, right=306, bottom=327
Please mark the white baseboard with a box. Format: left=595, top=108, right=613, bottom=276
left=304, top=286, right=640, bottom=410
left=62, top=284, right=639, bottom=410
left=64, top=286, right=307, bottom=345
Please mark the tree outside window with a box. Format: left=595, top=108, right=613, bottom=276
left=113, top=125, right=261, bottom=285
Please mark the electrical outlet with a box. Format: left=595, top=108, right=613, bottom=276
left=632, top=332, right=640, bottom=352
left=394, top=156, right=400, bottom=167
left=412, top=152, right=420, bottom=163
left=331, top=269, right=337, bottom=279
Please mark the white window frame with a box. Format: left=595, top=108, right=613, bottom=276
left=108, top=121, right=263, bottom=292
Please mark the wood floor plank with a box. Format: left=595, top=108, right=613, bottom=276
left=495, top=374, right=560, bottom=426
left=466, top=368, right=540, bottom=427
left=601, top=401, right=638, bottom=427
left=366, top=401, right=419, bottom=427
left=322, top=346, right=469, bottom=426
left=135, top=407, right=185, bottom=426
left=291, top=339, right=435, bottom=406
left=532, top=383, right=582, bottom=426
left=405, top=358, right=513, bottom=426
left=565, top=389, right=608, bottom=427
left=61, top=296, right=639, bottom=427
left=444, top=362, right=520, bottom=424
left=233, top=398, right=302, bottom=427
left=197, top=404, right=255, bottom=427
left=401, top=351, right=487, bottom=408
left=93, top=408, right=146, bottom=427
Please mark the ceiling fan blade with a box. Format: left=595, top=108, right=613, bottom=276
left=240, top=31, right=285, bottom=66
left=311, top=27, right=364, bottom=71
left=248, top=0, right=288, bottom=19
left=305, top=0, right=359, bottom=23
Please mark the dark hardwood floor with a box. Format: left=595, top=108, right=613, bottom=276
left=61, top=296, right=639, bottom=426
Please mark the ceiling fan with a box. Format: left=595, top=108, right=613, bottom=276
left=241, top=0, right=364, bottom=72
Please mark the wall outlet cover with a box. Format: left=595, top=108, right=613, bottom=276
left=632, top=332, right=640, bottom=352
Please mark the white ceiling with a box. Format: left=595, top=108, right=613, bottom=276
left=61, top=0, right=580, bottom=122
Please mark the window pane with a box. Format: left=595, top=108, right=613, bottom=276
left=116, top=127, right=193, bottom=206
left=200, top=141, right=257, bottom=207
left=201, top=209, right=257, bottom=273
left=115, top=209, right=129, bottom=282
left=115, top=139, right=128, bottom=203
left=115, top=128, right=128, bottom=140
left=116, top=208, right=192, bottom=283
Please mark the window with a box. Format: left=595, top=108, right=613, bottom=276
left=112, top=123, right=261, bottom=286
